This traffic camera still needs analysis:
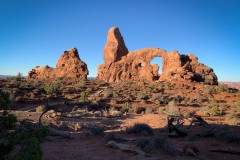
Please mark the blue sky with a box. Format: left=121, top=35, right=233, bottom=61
left=0, top=0, right=239, bottom=81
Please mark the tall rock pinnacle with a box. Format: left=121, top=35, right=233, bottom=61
left=104, top=27, right=129, bottom=65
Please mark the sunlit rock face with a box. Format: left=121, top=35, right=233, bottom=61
left=28, top=48, right=88, bottom=79
left=97, top=27, right=218, bottom=85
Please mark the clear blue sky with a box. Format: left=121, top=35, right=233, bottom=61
left=0, top=0, right=240, bottom=81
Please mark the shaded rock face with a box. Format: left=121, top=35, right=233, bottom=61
left=104, top=27, right=129, bottom=65
left=28, top=48, right=88, bottom=79
left=97, top=27, right=218, bottom=85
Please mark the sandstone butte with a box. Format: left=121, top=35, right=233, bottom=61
left=97, top=27, right=218, bottom=85
left=28, top=48, right=88, bottom=79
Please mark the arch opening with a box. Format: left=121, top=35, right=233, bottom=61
left=150, top=57, right=163, bottom=74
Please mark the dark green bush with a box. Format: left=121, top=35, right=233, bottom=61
left=0, top=90, right=49, bottom=159
left=44, top=84, right=54, bottom=95
left=0, top=114, right=17, bottom=129
left=0, top=91, right=11, bottom=110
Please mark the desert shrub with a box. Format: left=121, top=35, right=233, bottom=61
left=204, top=105, right=221, bottom=116
left=120, top=102, right=130, bottom=113
left=4, top=126, right=49, bottom=160
left=164, top=81, right=170, bottom=90
left=137, top=137, right=151, bottom=150
left=129, top=107, right=145, bottom=114
left=89, top=126, right=105, bottom=135
left=151, top=135, right=175, bottom=153
left=77, top=80, right=86, bottom=88
left=127, top=123, right=153, bottom=134
left=201, top=99, right=225, bottom=116
left=105, top=132, right=121, bottom=141
left=0, top=114, right=17, bottom=129
left=225, top=114, right=239, bottom=125
left=150, top=93, right=163, bottom=104
left=165, top=100, right=180, bottom=116
left=216, top=84, right=229, bottom=92
left=203, top=85, right=217, bottom=94
left=145, top=107, right=153, bottom=114
left=10, top=79, right=18, bottom=86
left=137, top=92, right=148, bottom=101
left=207, top=125, right=240, bottom=143
left=16, top=72, right=23, bottom=80
left=0, top=91, right=11, bottom=110
left=44, top=84, right=54, bottom=95
left=237, top=105, right=240, bottom=115
left=35, top=105, right=46, bottom=113
left=109, top=107, right=123, bottom=117
left=137, top=135, right=175, bottom=154
left=172, top=95, right=184, bottom=103
left=157, top=107, right=166, bottom=115
left=0, top=90, right=49, bottom=160
left=202, top=103, right=225, bottom=117
left=103, top=90, right=113, bottom=99
left=56, top=76, right=66, bottom=85
left=79, top=91, right=88, bottom=102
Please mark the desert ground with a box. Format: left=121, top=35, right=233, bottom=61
left=1, top=77, right=240, bottom=160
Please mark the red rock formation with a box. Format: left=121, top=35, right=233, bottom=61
left=97, top=27, right=218, bottom=85
left=104, top=27, right=129, bottom=65
left=28, top=48, right=88, bottom=79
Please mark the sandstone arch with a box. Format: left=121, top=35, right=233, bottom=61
left=97, top=27, right=218, bottom=84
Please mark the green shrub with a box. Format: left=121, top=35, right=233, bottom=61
left=165, top=81, right=170, bottom=90
left=4, top=126, right=49, bottom=160
left=0, top=114, right=17, bottom=129
left=0, top=91, right=11, bottom=110
left=79, top=91, right=88, bottom=102
left=44, top=84, right=53, bottom=95
left=0, top=89, right=49, bottom=159
left=157, top=107, right=166, bottom=115
left=120, top=102, right=130, bottom=113
left=205, top=104, right=221, bottom=116
left=216, top=84, right=229, bottom=92
left=145, top=107, right=153, bottom=114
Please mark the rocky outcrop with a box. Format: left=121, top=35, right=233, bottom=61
left=104, top=27, right=129, bottom=66
left=28, top=48, right=88, bottom=79
left=97, top=27, right=218, bottom=85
